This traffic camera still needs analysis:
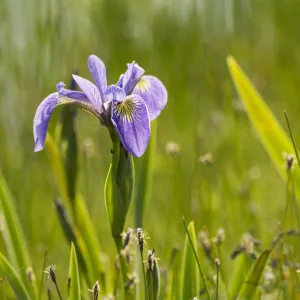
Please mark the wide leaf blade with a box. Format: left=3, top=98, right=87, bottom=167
left=0, top=252, right=30, bottom=300
left=237, top=249, right=271, bottom=299
left=227, top=56, right=300, bottom=188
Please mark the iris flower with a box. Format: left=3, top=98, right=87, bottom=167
left=33, top=55, right=167, bottom=157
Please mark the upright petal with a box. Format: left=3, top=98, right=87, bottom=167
left=132, top=75, right=167, bottom=121
left=87, top=55, right=107, bottom=100
left=111, top=95, right=150, bottom=157
left=72, top=74, right=102, bottom=111
left=105, top=85, right=126, bottom=103
left=33, top=93, right=60, bottom=152
left=120, top=62, right=145, bottom=94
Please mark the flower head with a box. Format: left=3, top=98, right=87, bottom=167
left=33, top=55, right=167, bottom=157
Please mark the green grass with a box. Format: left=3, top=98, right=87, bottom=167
left=1, top=0, right=300, bottom=299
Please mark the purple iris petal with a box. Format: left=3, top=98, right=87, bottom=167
left=111, top=95, right=150, bottom=157
left=72, top=74, right=102, bottom=111
left=88, top=55, right=107, bottom=100
left=33, top=92, right=60, bottom=152
left=105, top=85, right=126, bottom=103
left=132, top=75, right=167, bottom=121
left=56, top=82, right=90, bottom=103
left=118, top=62, right=145, bottom=94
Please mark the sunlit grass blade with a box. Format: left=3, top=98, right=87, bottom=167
left=45, top=134, right=70, bottom=205
left=181, top=217, right=211, bottom=300
left=74, top=194, right=105, bottom=292
left=0, top=253, right=30, bottom=300
left=134, top=120, right=157, bottom=227
left=46, top=133, right=105, bottom=290
left=0, top=170, right=37, bottom=298
left=59, top=74, right=79, bottom=203
left=230, top=253, right=253, bottom=298
left=227, top=56, right=300, bottom=190
left=237, top=249, right=271, bottom=299
left=68, top=243, right=81, bottom=300
left=54, top=199, right=92, bottom=286
left=166, top=247, right=180, bottom=300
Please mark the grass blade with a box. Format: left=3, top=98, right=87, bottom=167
left=68, top=243, right=81, bottom=300
left=134, top=120, right=157, bottom=227
left=237, top=249, right=271, bottom=299
left=0, top=170, right=36, bottom=297
left=227, top=56, right=300, bottom=191
left=182, top=217, right=211, bottom=300
left=0, top=253, right=30, bottom=300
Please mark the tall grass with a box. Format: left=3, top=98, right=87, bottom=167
left=1, top=0, right=300, bottom=299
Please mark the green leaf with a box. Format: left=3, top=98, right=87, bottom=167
left=74, top=194, right=106, bottom=293
left=227, top=56, right=300, bottom=192
left=0, top=253, right=30, bottom=300
left=237, top=249, right=271, bottom=300
left=166, top=247, right=181, bottom=300
left=54, top=199, right=92, bottom=286
left=45, top=134, right=70, bottom=205
left=230, top=253, right=254, bottom=299
left=68, top=243, right=81, bottom=300
left=0, top=170, right=36, bottom=298
left=134, top=120, right=157, bottom=227
left=181, top=221, right=200, bottom=300
left=59, top=75, right=79, bottom=203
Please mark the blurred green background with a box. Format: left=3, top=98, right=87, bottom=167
left=1, top=0, right=300, bottom=289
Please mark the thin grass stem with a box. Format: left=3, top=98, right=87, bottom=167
left=284, top=111, right=300, bottom=168
left=182, top=216, right=212, bottom=300
left=139, top=250, right=148, bottom=300
left=38, top=249, right=48, bottom=300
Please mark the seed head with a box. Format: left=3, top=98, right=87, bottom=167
left=26, top=267, right=35, bottom=282
left=44, top=265, right=57, bottom=284
left=199, top=153, right=213, bottom=165
left=166, top=141, right=180, bottom=156
left=136, top=228, right=149, bottom=252
left=121, top=246, right=133, bottom=264
left=199, top=229, right=211, bottom=257
left=88, top=281, right=100, bottom=300
left=125, top=273, right=139, bottom=290
left=215, top=257, right=221, bottom=268
left=212, top=228, right=225, bottom=245
left=147, top=249, right=159, bottom=271
left=121, top=228, right=134, bottom=249
left=283, top=152, right=295, bottom=171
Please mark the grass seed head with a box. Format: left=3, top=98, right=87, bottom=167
left=136, top=228, right=149, bottom=252
left=147, top=249, right=158, bottom=271
left=88, top=281, right=100, bottom=300
left=44, top=265, right=57, bottom=284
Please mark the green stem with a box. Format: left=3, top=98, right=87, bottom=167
left=284, top=111, right=300, bottom=168
left=113, top=235, right=134, bottom=300
left=38, top=249, right=48, bottom=300
left=182, top=216, right=212, bottom=300
left=140, top=250, right=148, bottom=300
left=277, top=172, right=291, bottom=300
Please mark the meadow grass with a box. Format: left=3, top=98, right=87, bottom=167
left=1, top=0, right=300, bottom=299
